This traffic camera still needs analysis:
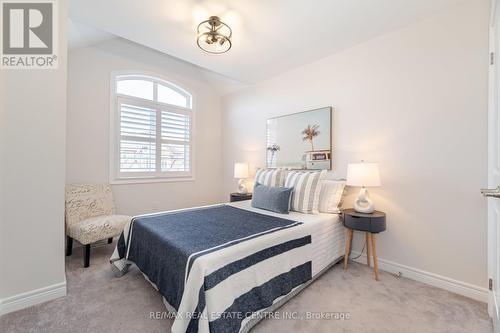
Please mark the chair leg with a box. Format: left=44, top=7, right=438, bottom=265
left=108, top=237, right=113, bottom=244
left=66, top=236, right=73, bottom=256
left=84, top=244, right=90, bottom=268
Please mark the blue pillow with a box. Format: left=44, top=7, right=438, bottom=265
left=251, top=183, right=293, bottom=214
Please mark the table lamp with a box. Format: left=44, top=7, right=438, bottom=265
left=346, top=162, right=381, bottom=213
left=234, top=162, right=250, bottom=194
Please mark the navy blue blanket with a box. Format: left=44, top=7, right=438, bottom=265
left=116, top=205, right=303, bottom=310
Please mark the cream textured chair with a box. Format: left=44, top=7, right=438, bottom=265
left=65, top=184, right=131, bottom=267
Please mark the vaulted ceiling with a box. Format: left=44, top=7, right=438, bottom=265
left=69, top=0, right=465, bottom=85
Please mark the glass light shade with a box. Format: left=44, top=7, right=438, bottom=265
left=197, top=16, right=232, bottom=54
left=346, top=162, right=381, bottom=187
left=234, top=162, right=249, bottom=179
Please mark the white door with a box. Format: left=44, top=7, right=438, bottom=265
left=486, top=1, right=500, bottom=330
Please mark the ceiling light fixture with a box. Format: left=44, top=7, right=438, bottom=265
left=197, top=16, right=232, bottom=54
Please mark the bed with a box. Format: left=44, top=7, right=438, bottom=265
left=110, top=200, right=345, bottom=333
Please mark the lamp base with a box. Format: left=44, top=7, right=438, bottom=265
left=354, top=188, right=375, bottom=213
left=237, top=179, right=248, bottom=194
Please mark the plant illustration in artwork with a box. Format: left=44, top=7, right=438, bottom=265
left=267, top=144, right=280, bottom=166
left=302, top=124, right=320, bottom=151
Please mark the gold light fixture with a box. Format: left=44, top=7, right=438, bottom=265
left=197, top=16, right=232, bottom=54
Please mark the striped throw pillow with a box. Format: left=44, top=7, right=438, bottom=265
left=254, top=168, right=287, bottom=187
left=285, top=170, right=326, bottom=214
left=318, top=180, right=346, bottom=214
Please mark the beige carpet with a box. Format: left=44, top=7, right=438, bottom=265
left=0, top=241, right=492, bottom=333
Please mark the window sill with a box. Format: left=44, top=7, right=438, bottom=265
left=110, top=176, right=195, bottom=185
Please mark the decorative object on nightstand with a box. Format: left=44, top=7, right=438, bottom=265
left=342, top=208, right=386, bottom=280
left=234, top=162, right=250, bottom=194
left=346, top=162, right=381, bottom=213
left=230, top=192, right=253, bottom=202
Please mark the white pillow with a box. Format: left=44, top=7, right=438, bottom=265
left=284, top=170, right=326, bottom=214
left=254, top=168, right=287, bottom=187
left=318, top=180, right=346, bottom=214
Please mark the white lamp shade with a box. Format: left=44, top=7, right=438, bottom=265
left=346, top=162, right=381, bottom=187
left=234, top=162, right=249, bottom=179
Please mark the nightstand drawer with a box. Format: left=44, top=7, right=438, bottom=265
left=343, top=213, right=386, bottom=233
left=230, top=193, right=252, bottom=202
left=343, top=214, right=370, bottom=231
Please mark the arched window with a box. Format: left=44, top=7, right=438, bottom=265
left=110, top=73, right=193, bottom=183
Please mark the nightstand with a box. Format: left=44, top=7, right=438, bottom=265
left=342, top=208, right=386, bottom=280
left=230, top=192, right=252, bottom=202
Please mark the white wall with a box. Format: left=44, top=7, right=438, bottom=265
left=222, top=1, right=489, bottom=289
left=0, top=0, right=68, bottom=309
left=67, top=38, right=223, bottom=216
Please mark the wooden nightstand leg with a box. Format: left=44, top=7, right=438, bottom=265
left=365, top=232, right=371, bottom=268
left=344, top=229, right=353, bottom=270
left=370, top=233, right=379, bottom=281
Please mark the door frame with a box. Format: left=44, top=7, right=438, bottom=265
left=489, top=0, right=500, bottom=329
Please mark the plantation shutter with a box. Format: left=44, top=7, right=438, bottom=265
left=119, top=103, right=156, bottom=173
left=161, top=111, right=190, bottom=172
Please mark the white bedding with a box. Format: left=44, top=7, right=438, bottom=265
left=228, top=200, right=346, bottom=276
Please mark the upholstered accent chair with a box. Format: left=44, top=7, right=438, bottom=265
left=65, top=184, right=131, bottom=267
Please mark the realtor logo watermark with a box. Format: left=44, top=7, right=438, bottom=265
left=1, top=0, right=57, bottom=69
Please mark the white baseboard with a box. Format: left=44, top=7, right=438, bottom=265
left=0, top=281, right=67, bottom=316
left=350, top=251, right=488, bottom=303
